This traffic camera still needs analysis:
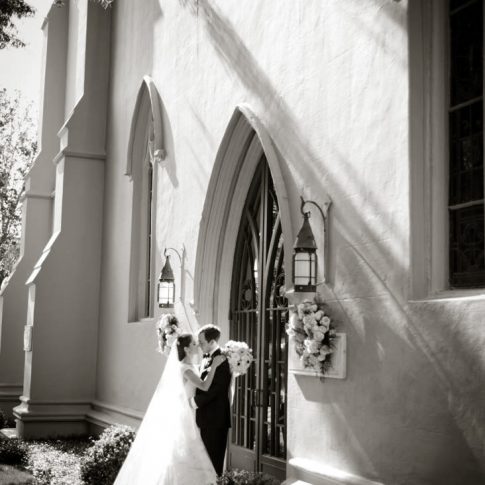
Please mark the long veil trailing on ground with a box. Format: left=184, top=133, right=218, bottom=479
left=114, top=346, right=217, bottom=485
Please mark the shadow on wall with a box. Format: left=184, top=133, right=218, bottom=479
left=174, top=0, right=485, bottom=483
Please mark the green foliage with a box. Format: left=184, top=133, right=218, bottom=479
left=217, top=469, right=281, bottom=485
left=0, top=89, right=37, bottom=286
left=0, top=0, right=35, bottom=49
left=26, top=438, right=89, bottom=485
left=54, top=0, right=114, bottom=8
left=80, top=424, right=135, bottom=485
left=0, top=408, right=7, bottom=428
left=0, top=438, right=27, bottom=466
left=94, top=0, right=115, bottom=7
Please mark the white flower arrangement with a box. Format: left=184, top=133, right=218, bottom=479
left=286, top=299, right=337, bottom=375
left=222, top=340, right=254, bottom=376
left=156, top=314, right=182, bottom=355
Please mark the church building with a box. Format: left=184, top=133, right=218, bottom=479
left=0, top=0, right=484, bottom=483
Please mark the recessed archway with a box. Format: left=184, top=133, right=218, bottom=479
left=193, top=104, right=293, bottom=332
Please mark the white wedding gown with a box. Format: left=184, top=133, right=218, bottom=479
left=114, top=347, right=217, bottom=485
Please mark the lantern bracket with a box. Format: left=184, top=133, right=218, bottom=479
left=300, top=196, right=331, bottom=221
left=164, top=247, right=184, bottom=264
left=299, top=196, right=332, bottom=285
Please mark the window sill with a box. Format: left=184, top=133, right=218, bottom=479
left=128, top=318, right=156, bottom=325
left=409, top=289, right=485, bottom=304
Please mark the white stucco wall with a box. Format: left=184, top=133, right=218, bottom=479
left=94, top=0, right=485, bottom=483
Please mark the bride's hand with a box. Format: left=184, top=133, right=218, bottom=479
left=212, top=355, right=226, bottom=368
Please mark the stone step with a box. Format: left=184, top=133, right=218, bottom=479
left=0, top=428, right=18, bottom=440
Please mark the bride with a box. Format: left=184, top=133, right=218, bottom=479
left=114, top=333, right=225, bottom=485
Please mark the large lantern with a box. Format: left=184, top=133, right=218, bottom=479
left=158, top=255, right=175, bottom=308
left=293, top=211, right=318, bottom=292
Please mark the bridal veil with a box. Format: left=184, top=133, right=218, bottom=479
left=114, top=346, right=217, bottom=485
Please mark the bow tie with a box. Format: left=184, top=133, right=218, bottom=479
left=203, top=353, right=211, bottom=358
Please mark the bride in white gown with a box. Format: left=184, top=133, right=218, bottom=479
left=114, top=333, right=224, bottom=485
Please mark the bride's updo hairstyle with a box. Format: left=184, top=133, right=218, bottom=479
left=176, top=333, right=193, bottom=361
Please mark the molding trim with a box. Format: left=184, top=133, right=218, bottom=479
left=21, top=191, right=54, bottom=201
left=86, top=400, right=143, bottom=430
left=287, top=458, right=384, bottom=485
left=90, top=399, right=144, bottom=421
left=0, top=384, right=22, bottom=402
left=13, top=398, right=91, bottom=422
left=12, top=396, right=143, bottom=429
left=53, top=149, right=106, bottom=165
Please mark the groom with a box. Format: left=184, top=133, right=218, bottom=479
left=192, top=324, right=232, bottom=476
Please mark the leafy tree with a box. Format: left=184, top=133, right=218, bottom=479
left=54, top=0, right=114, bottom=8
left=0, top=0, right=35, bottom=50
left=0, top=89, right=37, bottom=286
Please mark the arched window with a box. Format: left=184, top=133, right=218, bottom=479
left=127, top=77, right=164, bottom=321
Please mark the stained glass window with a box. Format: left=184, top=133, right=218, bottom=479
left=449, top=0, right=485, bottom=287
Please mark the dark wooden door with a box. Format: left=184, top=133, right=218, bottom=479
left=228, top=158, right=288, bottom=480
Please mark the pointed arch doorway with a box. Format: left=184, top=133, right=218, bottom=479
left=228, top=158, right=289, bottom=481
left=193, top=106, right=293, bottom=480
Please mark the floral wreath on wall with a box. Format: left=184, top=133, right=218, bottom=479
left=286, top=299, right=337, bottom=375
left=156, top=314, right=182, bottom=355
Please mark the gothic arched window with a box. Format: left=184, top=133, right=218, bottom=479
left=127, top=78, right=164, bottom=321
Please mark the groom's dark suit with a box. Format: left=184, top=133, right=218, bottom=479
left=194, top=348, right=231, bottom=476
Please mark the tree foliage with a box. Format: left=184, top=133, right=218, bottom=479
left=0, top=89, right=37, bottom=285
left=54, top=0, right=114, bottom=8
left=0, top=0, right=35, bottom=50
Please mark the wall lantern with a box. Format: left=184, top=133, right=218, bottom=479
left=158, top=247, right=184, bottom=308
left=293, top=196, right=331, bottom=292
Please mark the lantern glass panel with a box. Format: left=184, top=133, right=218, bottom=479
left=293, top=251, right=317, bottom=287
left=158, top=281, right=175, bottom=307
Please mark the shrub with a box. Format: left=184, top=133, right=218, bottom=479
left=0, top=438, right=27, bottom=466
left=217, top=469, right=281, bottom=485
left=0, top=409, right=7, bottom=428
left=26, top=439, right=89, bottom=485
left=80, top=424, right=135, bottom=485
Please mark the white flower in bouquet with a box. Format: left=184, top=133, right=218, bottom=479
left=308, top=354, right=320, bottom=369
left=297, top=300, right=313, bottom=318
left=289, top=299, right=337, bottom=376
left=320, top=345, right=332, bottom=357
left=165, top=332, right=179, bottom=349
left=314, top=310, right=324, bottom=321
left=302, top=315, right=316, bottom=327
left=313, top=330, right=325, bottom=342
left=156, top=314, right=181, bottom=354
left=222, top=340, right=254, bottom=376
left=304, top=338, right=319, bottom=354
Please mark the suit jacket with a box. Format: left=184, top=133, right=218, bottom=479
left=194, top=348, right=232, bottom=429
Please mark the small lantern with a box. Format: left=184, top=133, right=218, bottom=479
left=293, top=211, right=318, bottom=292
left=158, top=255, right=175, bottom=308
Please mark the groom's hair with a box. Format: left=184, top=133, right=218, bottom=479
left=198, top=324, right=221, bottom=343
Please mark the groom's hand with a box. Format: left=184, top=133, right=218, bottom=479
left=193, top=359, right=231, bottom=410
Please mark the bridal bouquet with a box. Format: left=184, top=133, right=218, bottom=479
left=222, top=340, right=254, bottom=376
left=156, top=314, right=182, bottom=354
left=287, top=299, right=337, bottom=375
